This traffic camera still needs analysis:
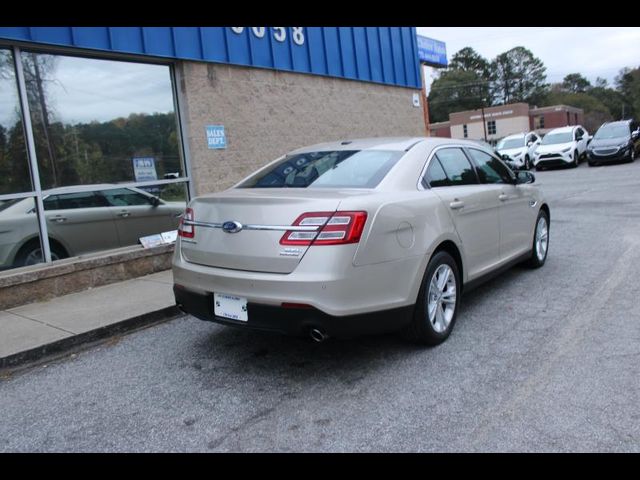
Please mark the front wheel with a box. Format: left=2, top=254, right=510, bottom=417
left=572, top=151, right=579, bottom=168
left=526, top=210, right=549, bottom=268
left=404, top=251, right=460, bottom=346
left=524, top=155, right=531, bottom=170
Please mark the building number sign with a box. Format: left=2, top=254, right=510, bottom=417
left=230, top=27, right=305, bottom=46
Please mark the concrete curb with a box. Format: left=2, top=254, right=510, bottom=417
left=0, top=305, right=182, bottom=373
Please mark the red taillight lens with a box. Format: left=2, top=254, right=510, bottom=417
left=280, top=211, right=367, bottom=246
left=178, top=208, right=194, bottom=238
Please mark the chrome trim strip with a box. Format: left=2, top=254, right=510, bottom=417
left=182, top=220, right=319, bottom=232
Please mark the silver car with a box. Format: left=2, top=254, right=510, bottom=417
left=173, top=137, right=550, bottom=345
left=0, top=185, right=185, bottom=268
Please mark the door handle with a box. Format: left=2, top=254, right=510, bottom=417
left=49, top=216, right=67, bottom=223
left=498, top=194, right=508, bottom=202
left=449, top=200, right=465, bottom=210
left=117, top=211, right=131, bottom=218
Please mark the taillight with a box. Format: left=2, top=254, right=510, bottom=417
left=178, top=208, right=194, bottom=238
left=280, top=211, right=367, bottom=246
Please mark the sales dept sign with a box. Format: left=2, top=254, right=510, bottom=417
left=206, top=125, right=227, bottom=149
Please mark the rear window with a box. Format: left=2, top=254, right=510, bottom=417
left=237, top=150, right=404, bottom=189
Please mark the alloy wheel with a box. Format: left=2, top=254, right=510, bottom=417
left=427, top=264, right=457, bottom=333
left=535, top=216, right=549, bottom=262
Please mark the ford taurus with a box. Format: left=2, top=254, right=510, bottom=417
left=173, top=137, right=550, bottom=345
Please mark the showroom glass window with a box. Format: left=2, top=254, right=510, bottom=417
left=20, top=52, right=184, bottom=189
left=0, top=47, right=188, bottom=272
left=0, top=49, right=32, bottom=194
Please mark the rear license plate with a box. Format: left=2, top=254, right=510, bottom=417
left=214, top=293, right=248, bottom=322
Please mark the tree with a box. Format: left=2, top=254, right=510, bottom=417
left=491, top=47, right=548, bottom=105
left=562, top=73, right=591, bottom=93
left=615, top=67, right=640, bottom=119
left=449, top=47, right=491, bottom=78
left=428, top=69, right=488, bottom=123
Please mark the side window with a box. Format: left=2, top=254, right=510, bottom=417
left=44, top=192, right=108, bottom=210
left=423, top=157, right=450, bottom=188
left=531, top=134, right=539, bottom=143
left=466, top=148, right=514, bottom=185
left=101, top=188, right=154, bottom=207
left=434, top=148, right=478, bottom=186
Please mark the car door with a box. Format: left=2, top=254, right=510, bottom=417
left=424, top=147, right=501, bottom=280
left=466, top=147, right=536, bottom=261
left=43, top=191, right=120, bottom=256
left=101, top=188, right=180, bottom=247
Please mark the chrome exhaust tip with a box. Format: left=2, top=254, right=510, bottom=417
left=310, top=328, right=329, bottom=343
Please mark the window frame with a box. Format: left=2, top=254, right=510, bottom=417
left=418, top=144, right=482, bottom=190
left=0, top=43, right=191, bottom=268
left=463, top=146, right=516, bottom=185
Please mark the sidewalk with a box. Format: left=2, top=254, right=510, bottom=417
left=0, top=270, right=181, bottom=371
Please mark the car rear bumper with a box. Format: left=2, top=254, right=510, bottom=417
left=174, top=284, right=414, bottom=338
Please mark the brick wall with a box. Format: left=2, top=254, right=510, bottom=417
left=177, top=62, right=425, bottom=195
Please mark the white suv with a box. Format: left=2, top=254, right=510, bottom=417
left=496, top=132, right=541, bottom=170
left=534, top=125, right=589, bottom=170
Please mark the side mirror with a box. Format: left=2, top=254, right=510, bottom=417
left=576, top=135, right=583, bottom=141
left=632, top=130, right=639, bottom=140
left=515, top=171, right=535, bottom=184
left=150, top=196, right=161, bottom=207
left=527, top=141, right=533, bottom=147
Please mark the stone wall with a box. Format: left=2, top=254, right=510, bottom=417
left=177, top=62, right=426, bottom=195
left=0, top=245, right=174, bottom=310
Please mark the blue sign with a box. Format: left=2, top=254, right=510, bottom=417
left=416, top=35, right=447, bottom=68
left=206, top=125, right=227, bottom=149
left=132, top=157, right=157, bottom=182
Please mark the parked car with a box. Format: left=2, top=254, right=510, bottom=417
left=587, top=120, right=640, bottom=166
left=496, top=132, right=541, bottom=170
left=173, top=137, right=550, bottom=345
left=0, top=185, right=186, bottom=269
left=533, top=125, right=589, bottom=170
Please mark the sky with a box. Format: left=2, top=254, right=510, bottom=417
left=416, top=27, right=640, bottom=94
left=0, top=53, right=175, bottom=129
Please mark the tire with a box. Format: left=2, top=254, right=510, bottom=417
left=629, top=148, right=635, bottom=163
left=14, top=239, right=67, bottom=267
left=524, top=155, right=531, bottom=170
left=572, top=151, right=579, bottom=168
left=588, top=161, right=597, bottom=167
left=526, top=210, right=549, bottom=268
left=536, top=165, right=544, bottom=171
left=404, top=251, right=461, bottom=346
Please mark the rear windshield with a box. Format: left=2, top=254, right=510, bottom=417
left=237, top=150, right=404, bottom=189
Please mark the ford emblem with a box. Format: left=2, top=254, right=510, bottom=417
left=222, top=221, right=243, bottom=233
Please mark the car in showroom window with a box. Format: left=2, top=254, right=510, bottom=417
left=0, top=186, right=185, bottom=268
left=173, top=138, right=549, bottom=346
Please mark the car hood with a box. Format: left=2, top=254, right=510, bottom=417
left=497, top=147, right=526, bottom=156
left=536, top=142, right=574, bottom=154
left=589, top=137, right=629, bottom=148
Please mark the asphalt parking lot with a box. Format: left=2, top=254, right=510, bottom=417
left=1, top=160, right=640, bottom=452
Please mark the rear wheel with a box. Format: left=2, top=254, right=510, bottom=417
left=404, top=251, right=460, bottom=346
left=526, top=210, right=549, bottom=268
left=14, top=239, right=67, bottom=267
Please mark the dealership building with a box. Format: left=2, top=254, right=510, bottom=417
left=0, top=27, right=426, bottom=307
left=430, top=102, right=584, bottom=142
